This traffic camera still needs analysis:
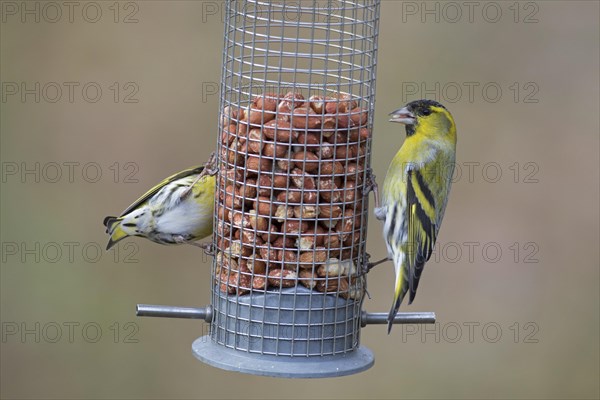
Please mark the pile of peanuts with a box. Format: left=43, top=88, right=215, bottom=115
left=215, top=91, right=370, bottom=300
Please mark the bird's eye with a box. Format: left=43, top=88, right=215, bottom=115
left=422, top=108, right=432, bottom=116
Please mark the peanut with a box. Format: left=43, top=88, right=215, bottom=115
left=297, top=132, right=320, bottom=146
left=325, top=99, right=347, bottom=114
left=346, top=162, right=365, bottom=182
left=275, top=204, right=294, bottom=223
left=318, top=205, right=343, bottom=228
left=341, top=180, right=360, bottom=202
left=278, top=249, right=298, bottom=270
left=290, top=168, right=316, bottom=190
left=335, top=114, right=353, bottom=129
left=290, top=107, right=321, bottom=129
left=252, top=275, right=267, bottom=290
left=216, top=221, right=231, bottom=238
left=246, top=155, right=272, bottom=174
left=349, top=107, right=368, bottom=127
left=240, top=227, right=264, bottom=246
left=221, top=123, right=237, bottom=146
left=308, top=95, right=327, bottom=114
left=295, top=224, right=327, bottom=250
left=322, top=231, right=341, bottom=248
left=318, top=143, right=334, bottom=159
left=219, top=270, right=237, bottom=294
left=263, top=119, right=294, bottom=142
left=247, top=129, right=264, bottom=154
left=231, top=210, right=250, bottom=228
left=222, top=168, right=243, bottom=187
left=335, top=209, right=360, bottom=240
left=322, top=116, right=337, bottom=134
left=335, top=144, right=359, bottom=160
left=276, top=153, right=292, bottom=172
left=267, top=269, right=298, bottom=288
left=263, top=142, right=288, bottom=158
left=248, top=209, right=268, bottom=232
left=221, top=105, right=242, bottom=126
left=271, top=173, right=288, bottom=189
left=254, top=196, right=276, bottom=217
left=247, top=256, right=267, bottom=275
left=236, top=121, right=248, bottom=139
left=319, top=204, right=343, bottom=220
left=348, top=127, right=370, bottom=142
left=226, top=240, right=252, bottom=258
left=259, top=246, right=278, bottom=265
left=298, top=247, right=328, bottom=267
left=342, top=277, right=364, bottom=300
left=239, top=178, right=257, bottom=199
left=318, top=178, right=341, bottom=202
left=320, top=161, right=344, bottom=176
left=278, top=92, right=305, bottom=115
left=225, top=139, right=245, bottom=166
left=246, top=105, right=276, bottom=126
left=215, top=251, right=236, bottom=272
left=260, top=224, right=280, bottom=243
left=273, top=236, right=296, bottom=250
left=327, top=131, right=348, bottom=145
left=292, top=151, right=320, bottom=173
left=298, top=270, right=317, bottom=289
left=282, top=219, right=310, bottom=236
left=217, top=205, right=231, bottom=223
left=315, top=276, right=347, bottom=294
left=293, top=205, right=318, bottom=219
left=302, top=190, right=319, bottom=204
left=336, top=92, right=358, bottom=111
left=221, top=185, right=243, bottom=209
left=256, top=174, right=273, bottom=197
left=317, top=258, right=356, bottom=277
left=276, top=190, right=302, bottom=204
left=343, top=231, right=362, bottom=247
left=253, top=93, right=280, bottom=112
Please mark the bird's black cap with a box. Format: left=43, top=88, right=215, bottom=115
left=406, top=99, right=446, bottom=109
left=405, top=99, right=446, bottom=115
left=389, top=100, right=446, bottom=118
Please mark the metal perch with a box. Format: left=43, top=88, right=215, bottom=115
left=137, top=303, right=435, bottom=326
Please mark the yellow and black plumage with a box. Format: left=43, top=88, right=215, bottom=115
left=374, top=99, right=457, bottom=332
left=103, top=165, right=215, bottom=250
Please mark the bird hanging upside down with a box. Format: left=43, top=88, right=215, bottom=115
left=103, top=153, right=217, bottom=251
left=370, top=100, right=457, bottom=333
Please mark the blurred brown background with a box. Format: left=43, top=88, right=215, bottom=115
left=1, top=1, right=598, bottom=399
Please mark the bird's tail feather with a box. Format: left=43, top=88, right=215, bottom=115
left=103, top=216, right=128, bottom=250
left=387, top=259, right=408, bottom=334
left=387, top=293, right=403, bottom=334
left=408, top=260, right=425, bottom=304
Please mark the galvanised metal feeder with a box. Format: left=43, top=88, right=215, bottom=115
left=137, top=0, right=435, bottom=378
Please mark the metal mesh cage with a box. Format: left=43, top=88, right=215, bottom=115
left=200, top=0, right=381, bottom=377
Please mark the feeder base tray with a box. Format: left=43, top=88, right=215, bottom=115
left=192, top=336, right=374, bottom=378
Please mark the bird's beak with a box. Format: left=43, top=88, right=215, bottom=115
left=389, top=107, right=416, bottom=125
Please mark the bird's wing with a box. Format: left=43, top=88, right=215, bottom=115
left=405, top=167, right=438, bottom=304
left=119, top=166, right=205, bottom=217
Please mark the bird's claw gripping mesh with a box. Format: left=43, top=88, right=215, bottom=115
left=204, top=151, right=219, bottom=176
left=202, top=242, right=216, bottom=257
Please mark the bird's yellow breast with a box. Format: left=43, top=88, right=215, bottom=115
left=382, top=109, right=456, bottom=206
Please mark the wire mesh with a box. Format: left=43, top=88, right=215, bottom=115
left=211, top=0, right=380, bottom=358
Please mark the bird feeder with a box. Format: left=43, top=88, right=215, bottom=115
left=137, top=0, right=435, bottom=378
